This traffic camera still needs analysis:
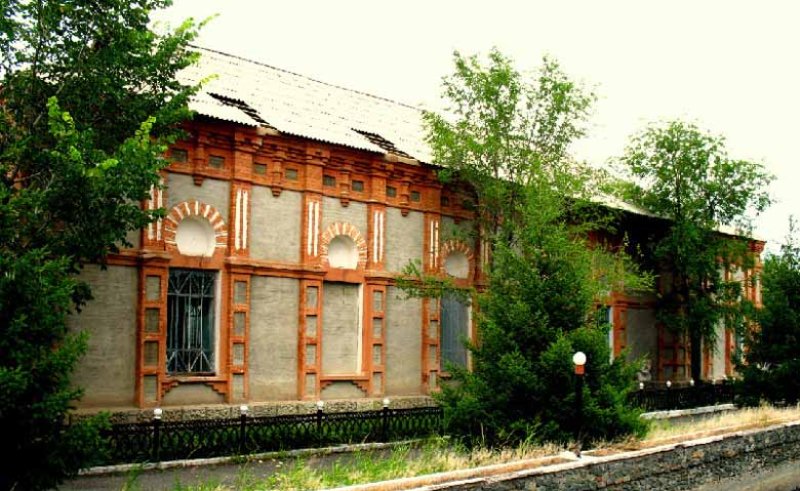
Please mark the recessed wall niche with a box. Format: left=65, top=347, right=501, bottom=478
left=444, top=251, right=469, bottom=278
left=175, top=216, right=216, bottom=257
left=328, top=235, right=358, bottom=269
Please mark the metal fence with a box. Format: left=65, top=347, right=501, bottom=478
left=100, top=405, right=444, bottom=465
left=97, top=384, right=736, bottom=465
left=628, top=382, right=735, bottom=411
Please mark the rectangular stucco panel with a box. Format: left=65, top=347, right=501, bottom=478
left=250, top=187, right=301, bottom=263
left=321, top=381, right=366, bottom=400
left=161, top=384, right=225, bottom=406
left=69, top=265, right=137, bottom=408
left=166, top=173, right=230, bottom=219
left=384, top=208, right=423, bottom=273
left=322, top=282, right=361, bottom=375
left=321, top=196, right=367, bottom=238
left=123, top=228, right=140, bottom=250
left=385, top=287, right=422, bottom=395
left=249, top=276, right=299, bottom=401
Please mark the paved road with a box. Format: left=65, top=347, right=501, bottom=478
left=62, top=459, right=283, bottom=490
left=61, top=450, right=383, bottom=490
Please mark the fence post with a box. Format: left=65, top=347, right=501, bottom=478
left=239, top=405, right=248, bottom=454
left=152, top=408, right=162, bottom=463
left=381, top=398, right=390, bottom=441
left=665, top=380, right=672, bottom=409
left=316, top=400, right=324, bottom=445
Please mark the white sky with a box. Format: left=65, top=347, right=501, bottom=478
left=155, top=0, right=800, bottom=251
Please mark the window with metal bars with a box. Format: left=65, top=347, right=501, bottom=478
left=441, top=294, right=469, bottom=370
left=167, top=269, right=216, bottom=374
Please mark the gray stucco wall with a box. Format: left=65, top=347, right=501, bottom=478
left=384, top=208, right=424, bottom=273
left=385, top=286, right=422, bottom=395
left=69, top=265, right=138, bottom=407
left=321, top=381, right=366, bottom=400
left=249, top=276, right=299, bottom=401
left=161, top=384, right=225, bottom=406
left=625, top=307, right=658, bottom=369
left=441, top=216, right=474, bottom=244
left=166, top=173, right=230, bottom=219
left=123, top=228, right=141, bottom=250
left=322, top=282, right=361, bottom=375
left=322, top=196, right=367, bottom=238
left=250, top=187, right=301, bottom=263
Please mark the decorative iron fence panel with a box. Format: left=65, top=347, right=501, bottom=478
left=629, top=383, right=735, bottom=411
left=102, top=422, right=154, bottom=464
left=97, top=406, right=445, bottom=465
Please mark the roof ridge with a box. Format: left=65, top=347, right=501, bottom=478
left=190, top=44, right=423, bottom=112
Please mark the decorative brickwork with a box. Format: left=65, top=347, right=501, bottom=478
left=319, top=221, right=368, bottom=269
left=163, top=200, right=228, bottom=255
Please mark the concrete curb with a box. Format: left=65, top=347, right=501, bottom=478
left=78, top=440, right=414, bottom=477
left=641, top=403, right=737, bottom=420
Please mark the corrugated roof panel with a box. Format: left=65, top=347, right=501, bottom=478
left=180, top=47, right=431, bottom=162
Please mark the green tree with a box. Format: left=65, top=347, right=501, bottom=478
left=620, top=121, right=771, bottom=383
left=738, top=220, right=800, bottom=405
left=0, top=1, right=200, bottom=488
left=422, top=50, right=647, bottom=446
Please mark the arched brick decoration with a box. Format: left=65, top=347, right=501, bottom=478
left=320, top=222, right=368, bottom=269
left=163, top=200, right=228, bottom=252
left=441, top=240, right=474, bottom=278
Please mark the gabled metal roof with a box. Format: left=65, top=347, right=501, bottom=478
left=180, top=46, right=432, bottom=163
left=178, top=47, right=762, bottom=242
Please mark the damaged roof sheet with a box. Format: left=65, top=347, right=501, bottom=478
left=180, top=47, right=432, bottom=163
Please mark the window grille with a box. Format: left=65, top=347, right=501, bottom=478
left=167, top=269, right=216, bottom=374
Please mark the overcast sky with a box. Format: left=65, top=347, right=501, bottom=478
left=154, top=0, right=800, bottom=251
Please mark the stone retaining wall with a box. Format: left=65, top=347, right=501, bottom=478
left=341, top=420, right=800, bottom=491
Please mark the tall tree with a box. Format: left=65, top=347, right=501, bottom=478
left=0, top=1, right=200, bottom=488
left=620, top=121, right=771, bottom=383
left=738, top=220, right=800, bottom=405
left=422, top=50, right=648, bottom=446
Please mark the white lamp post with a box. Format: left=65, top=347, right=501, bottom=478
left=572, top=351, right=587, bottom=457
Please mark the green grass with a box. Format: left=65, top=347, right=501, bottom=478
left=167, top=437, right=562, bottom=490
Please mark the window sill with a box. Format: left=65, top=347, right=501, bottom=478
left=166, top=374, right=221, bottom=383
